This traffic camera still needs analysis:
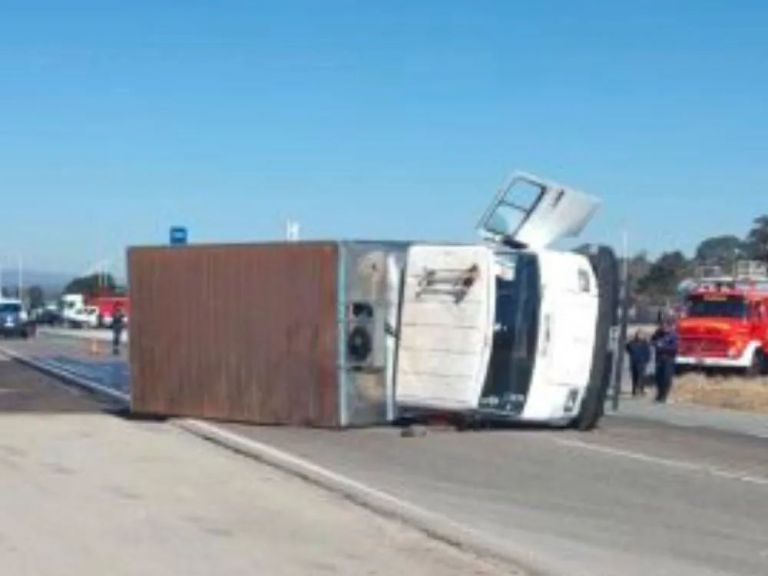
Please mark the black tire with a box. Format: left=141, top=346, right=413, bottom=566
left=574, top=246, right=620, bottom=431
left=745, top=349, right=765, bottom=377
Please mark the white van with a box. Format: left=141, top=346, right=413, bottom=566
left=60, top=294, right=100, bottom=329
left=395, top=173, right=620, bottom=429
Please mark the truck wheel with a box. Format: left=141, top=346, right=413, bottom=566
left=745, top=349, right=765, bottom=377
left=574, top=246, right=620, bottom=431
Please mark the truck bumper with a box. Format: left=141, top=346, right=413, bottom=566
left=676, top=349, right=754, bottom=369
left=0, top=327, right=26, bottom=338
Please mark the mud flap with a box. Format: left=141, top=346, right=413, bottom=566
left=573, top=246, right=620, bottom=430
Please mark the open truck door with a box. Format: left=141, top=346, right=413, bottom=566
left=477, top=172, right=600, bottom=250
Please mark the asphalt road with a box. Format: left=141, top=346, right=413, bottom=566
left=0, top=349, right=115, bottom=414
left=224, top=418, right=768, bottom=576
left=0, top=333, right=130, bottom=398
left=0, top=352, right=510, bottom=576
left=2, top=333, right=767, bottom=576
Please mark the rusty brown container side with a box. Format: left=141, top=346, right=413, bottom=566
left=128, top=242, right=340, bottom=427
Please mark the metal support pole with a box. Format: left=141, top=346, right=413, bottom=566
left=611, top=230, right=630, bottom=411
left=17, top=254, right=23, bottom=302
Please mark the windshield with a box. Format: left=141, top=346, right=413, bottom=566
left=480, top=252, right=541, bottom=413
left=0, top=303, right=22, bottom=314
left=687, top=295, right=747, bottom=319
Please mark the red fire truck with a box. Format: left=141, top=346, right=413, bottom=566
left=89, top=295, right=130, bottom=328
left=677, top=264, right=768, bottom=375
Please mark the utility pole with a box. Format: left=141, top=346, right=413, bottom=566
left=611, top=229, right=630, bottom=411
left=17, top=254, right=23, bottom=303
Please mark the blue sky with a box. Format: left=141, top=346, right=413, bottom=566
left=1, top=0, right=767, bottom=276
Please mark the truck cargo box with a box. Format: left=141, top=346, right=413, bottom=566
left=128, top=241, right=407, bottom=427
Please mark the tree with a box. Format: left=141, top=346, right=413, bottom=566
left=26, top=285, right=46, bottom=309
left=636, top=251, right=690, bottom=301
left=63, top=273, right=117, bottom=297
left=745, top=215, right=768, bottom=261
left=694, top=235, right=744, bottom=267
left=623, top=251, right=651, bottom=299
left=627, top=252, right=651, bottom=282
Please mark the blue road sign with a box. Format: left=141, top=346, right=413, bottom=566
left=170, top=226, right=188, bottom=246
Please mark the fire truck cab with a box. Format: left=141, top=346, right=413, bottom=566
left=677, top=263, right=768, bottom=375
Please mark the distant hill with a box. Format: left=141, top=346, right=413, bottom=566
left=1, top=270, right=73, bottom=295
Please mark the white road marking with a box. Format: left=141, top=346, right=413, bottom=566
left=184, top=419, right=456, bottom=513
left=179, top=419, right=532, bottom=574
left=556, top=437, right=768, bottom=487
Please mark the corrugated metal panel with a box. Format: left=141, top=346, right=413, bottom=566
left=128, top=242, right=340, bottom=427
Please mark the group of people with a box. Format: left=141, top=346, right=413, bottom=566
left=625, top=318, right=679, bottom=403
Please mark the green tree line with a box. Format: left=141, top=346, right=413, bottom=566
left=631, top=215, right=768, bottom=303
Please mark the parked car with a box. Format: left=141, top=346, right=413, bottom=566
left=32, top=307, right=63, bottom=326
left=0, top=300, right=33, bottom=338
left=64, top=305, right=100, bottom=329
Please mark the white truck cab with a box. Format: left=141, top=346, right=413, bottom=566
left=395, top=173, right=620, bottom=429
left=60, top=294, right=100, bottom=329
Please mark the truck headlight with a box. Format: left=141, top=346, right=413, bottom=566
left=727, top=341, right=746, bottom=358
left=564, top=389, right=580, bottom=413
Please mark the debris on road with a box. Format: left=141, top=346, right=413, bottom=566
left=400, top=424, right=429, bottom=438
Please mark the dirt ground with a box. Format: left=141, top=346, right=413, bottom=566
left=671, top=372, right=768, bottom=414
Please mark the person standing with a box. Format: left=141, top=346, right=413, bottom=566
left=651, top=318, right=678, bottom=403
left=626, top=331, right=651, bottom=396
left=111, top=304, right=126, bottom=356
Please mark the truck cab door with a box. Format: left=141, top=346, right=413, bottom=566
left=477, top=172, right=600, bottom=250
left=395, top=245, right=496, bottom=411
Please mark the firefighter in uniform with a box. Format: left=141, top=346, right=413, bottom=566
left=651, top=318, right=678, bottom=403
left=112, top=304, right=126, bottom=356
left=626, top=331, right=651, bottom=396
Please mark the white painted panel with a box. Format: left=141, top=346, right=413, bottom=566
left=400, top=300, right=487, bottom=328
left=522, top=250, right=599, bottom=421
left=397, top=325, right=486, bottom=353
left=397, top=349, right=480, bottom=378
left=397, top=375, right=482, bottom=409
left=478, top=172, right=599, bottom=250
left=516, top=187, right=600, bottom=249
left=395, top=245, right=495, bottom=410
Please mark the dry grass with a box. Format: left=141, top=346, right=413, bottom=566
left=672, top=373, right=768, bottom=414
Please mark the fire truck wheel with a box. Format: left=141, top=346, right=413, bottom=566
left=746, top=349, right=766, bottom=377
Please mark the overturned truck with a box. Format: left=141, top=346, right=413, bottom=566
left=395, top=173, right=620, bottom=430
left=129, top=172, right=620, bottom=430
